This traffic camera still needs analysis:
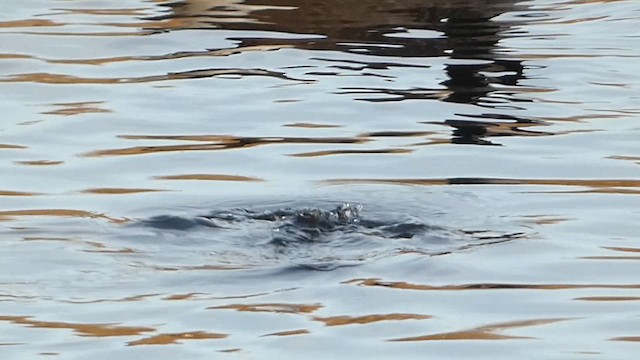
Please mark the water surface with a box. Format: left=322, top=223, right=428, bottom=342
left=1, top=0, right=640, bottom=358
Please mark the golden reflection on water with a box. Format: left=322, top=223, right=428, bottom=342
left=22, top=236, right=136, bottom=255
left=0, top=316, right=155, bottom=337
left=210, top=303, right=322, bottom=314
left=390, top=318, right=568, bottom=341
left=289, top=148, right=413, bottom=157
left=0, top=209, right=127, bottom=223
left=42, top=101, right=112, bottom=116
left=83, top=135, right=368, bottom=157
left=261, top=329, right=310, bottom=337
left=14, top=160, right=64, bottom=166
left=0, top=20, right=63, bottom=28
left=314, top=313, right=431, bottom=327
left=127, top=331, right=228, bottom=346
left=0, top=144, right=27, bottom=149
left=154, top=174, right=263, bottom=182
left=0, top=190, right=41, bottom=197
left=611, top=336, right=640, bottom=342
left=81, top=188, right=166, bottom=194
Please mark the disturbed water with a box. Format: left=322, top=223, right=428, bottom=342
left=1, top=0, right=640, bottom=358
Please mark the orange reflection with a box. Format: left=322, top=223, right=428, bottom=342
left=128, top=331, right=227, bottom=346
left=14, top=160, right=63, bottom=166
left=0, top=20, right=62, bottom=28
left=289, top=148, right=412, bottom=157
left=574, top=297, right=640, bottom=301
left=0, top=144, right=27, bottom=149
left=163, top=293, right=206, bottom=301
left=2, top=68, right=309, bottom=85
left=0, top=54, right=32, bottom=60
left=261, top=329, right=310, bottom=337
left=83, top=135, right=367, bottom=157
left=22, top=237, right=136, bottom=255
left=56, top=8, right=149, bottom=16
left=314, top=313, right=431, bottom=326
left=0, top=209, right=127, bottom=223
left=390, top=318, right=568, bottom=341
left=0, top=316, right=154, bottom=337
left=582, top=246, right=640, bottom=260
left=0, top=190, right=40, bottom=196
left=210, top=303, right=322, bottom=314
left=60, top=294, right=159, bottom=304
left=611, top=336, right=640, bottom=342
left=154, top=174, right=263, bottom=182
left=48, top=45, right=294, bottom=66
left=602, top=246, right=640, bottom=253
left=81, top=188, right=166, bottom=194
left=284, top=123, right=342, bottom=128
left=359, top=131, right=437, bottom=138
left=42, top=101, right=112, bottom=116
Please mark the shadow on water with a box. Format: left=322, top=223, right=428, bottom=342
left=137, top=202, right=526, bottom=271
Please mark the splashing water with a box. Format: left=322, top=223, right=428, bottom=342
left=138, top=202, right=524, bottom=270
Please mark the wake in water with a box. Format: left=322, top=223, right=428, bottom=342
left=137, top=202, right=525, bottom=270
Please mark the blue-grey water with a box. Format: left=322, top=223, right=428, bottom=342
left=1, top=0, right=639, bottom=358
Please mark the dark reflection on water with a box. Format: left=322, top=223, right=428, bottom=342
left=151, top=0, right=527, bottom=106
left=134, top=0, right=553, bottom=147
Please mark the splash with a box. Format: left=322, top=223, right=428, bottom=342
left=138, top=203, right=525, bottom=270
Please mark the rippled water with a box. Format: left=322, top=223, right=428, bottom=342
left=1, top=0, right=640, bottom=358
